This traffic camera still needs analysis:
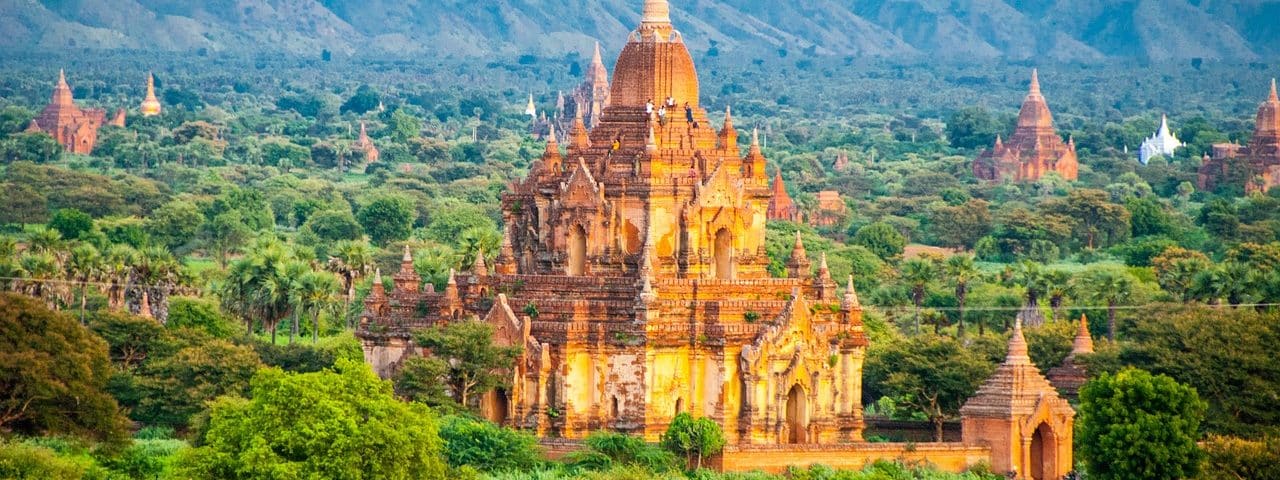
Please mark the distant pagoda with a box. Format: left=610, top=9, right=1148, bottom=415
left=1199, top=79, right=1280, bottom=194
left=140, top=73, right=162, bottom=117
left=972, top=70, right=1078, bottom=182
left=1138, top=115, right=1182, bottom=164
left=26, top=69, right=107, bottom=154
left=562, top=41, right=612, bottom=132
left=356, top=121, right=379, bottom=162
left=766, top=163, right=800, bottom=222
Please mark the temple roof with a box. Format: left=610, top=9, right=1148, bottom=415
left=1015, top=69, right=1055, bottom=133
left=960, top=319, right=1074, bottom=419
left=587, top=42, right=609, bottom=86
left=611, top=0, right=699, bottom=107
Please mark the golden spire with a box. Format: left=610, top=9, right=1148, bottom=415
left=141, top=72, right=163, bottom=117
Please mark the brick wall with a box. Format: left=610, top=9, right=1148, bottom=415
left=712, top=443, right=991, bottom=474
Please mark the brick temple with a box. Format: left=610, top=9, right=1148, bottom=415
left=357, top=1, right=1073, bottom=476
left=972, top=70, right=1079, bottom=182
left=1198, top=79, right=1280, bottom=194
left=26, top=70, right=107, bottom=155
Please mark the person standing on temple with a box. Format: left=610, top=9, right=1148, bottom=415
left=684, top=102, right=693, bottom=123
left=658, top=105, right=667, bottom=125
left=666, top=96, right=675, bottom=108
left=646, top=99, right=654, bottom=116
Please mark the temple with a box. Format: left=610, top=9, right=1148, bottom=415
left=26, top=70, right=107, bottom=155
left=972, top=70, right=1079, bottom=182
left=961, top=319, right=1075, bottom=479
left=1046, top=315, right=1094, bottom=402
left=1138, top=115, right=1182, bottom=164
left=359, top=0, right=867, bottom=445
left=812, top=191, right=847, bottom=227
left=766, top=166, right=801, bottom=222
left=140, top=73, right=162, bottom=117
left=358, top=2, right=1071, bottom=475
left=356, top=121, right=380, bottom=162
left=1198, top=79, right=1280, bottom=194
left=561, top=42, right=612, bottom=131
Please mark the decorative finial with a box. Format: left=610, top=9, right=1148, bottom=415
left=751, top=127, right=760, bottom=146
left=374, top=268, right=383, bottom=285
left=843, top=275, right=861, bottom=309
left=1029, top=68, right=1040, bottom=95
left=403, top=244, right=413, bottom=262
left=59, top=69, right=66, bottom=86
left=642, top=0, right=671, bottom=25
left=473, top=249, right=488, bottom=276
left=1271, top=78, right=1278, bottom=102
left=1006, top=317, right=1030, bottom=364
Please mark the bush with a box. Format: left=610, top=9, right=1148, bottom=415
left=438, top=415, right=542, bottom=472
left=1198, top=435, right=1280, bottom=480
left=566, top=431, right=679, bottom=473
left=0, top=440, right=90, bottom=479
left=167, top=297, right=239, bottom=338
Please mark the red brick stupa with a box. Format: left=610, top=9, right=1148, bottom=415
left=1198, top=79, right=1280, bottom=194
left=767, top=163, right=800, bottom=222
left=26, top=70, right=107, bottom=154
left=972, top=70, right=1078, bottom=182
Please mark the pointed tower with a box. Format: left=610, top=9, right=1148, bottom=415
left=525, top=94, right=537, bottom=117
left=472, top=249, right=489, bottom=277
left=1047, top=315, right=1094, bottom=401
left=961, top=319, right=1075, bottom=479
left=357, top=121, right=380, bottom=162
left=786, top=231, right=811, bottom=278
left=496, top=227, right=517, bottom=275
left=566, top=40, right=612, bottom=130
left=393, top=245, right=421, bottom=293
left=1200, top=79, right=1280, bottom=193
left=718, top=105, right=738, bottom=151
left=569, top=111, right=591, bottom=153
left=974, top=69, right=1078, bottom=182
left=31, top=69, right=105, bottom=155
left=743, top=127, right=767, bottom=180
left=767, top=167, right=800, bottom=222
left=140, top=73, right=162, bottom=117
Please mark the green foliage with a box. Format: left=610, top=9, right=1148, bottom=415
left=174, top=360, right=449, bottom=479
left=437, top=415, right=542, bottom=472
left=863, top=334, right=994, bottom=441
left=660, top=412, right=726, bottom=470
left=96, top=437, right=188, bottom=479
left=945, top=107, right=1001, bottom=150
left=413, top=320, right=522, bottom=408
left=851, top=222, right=905, bottom=260
left=395, top=356, right=456, bottom=408
left=129, top=337, right=261, bottom=429
left=0, top=293, right=129, bottom=443
left=167, top=296, right=240, bottom=338
left=1110, top=235, right=1178, bottom=267
left=340, top=85, right=381, bottom=115
left=358, top=194, right=415, bottom=245
left=0, top=439, right=91, bottom=479
left=1198, top=435, right=1280, bottom=480
left=301, top=208, right=364, bottom=243
left=47, top=208, right=93, bottom=240
left=1078, top=368, right=1205, bottom=480
left=147, top=200, right=204, bottom=250
left=567, top=431, right=679, bottom=473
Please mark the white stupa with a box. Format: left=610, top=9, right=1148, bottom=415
left=1138, top=115, right=1183, bottom=164
left=524, top=94, right=537, bottom=118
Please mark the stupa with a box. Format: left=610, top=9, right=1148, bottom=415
left=972, top=70, right=1079, bottom=182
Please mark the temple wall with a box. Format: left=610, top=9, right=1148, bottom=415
left=712, top=443, right=992, bottom=474
left=362, top=339, right=412, bottom=378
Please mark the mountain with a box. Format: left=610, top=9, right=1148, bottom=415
left=4, top=0, right=1278, bottom=61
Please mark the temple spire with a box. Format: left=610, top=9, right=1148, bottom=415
left=473, top=249, right=488, bottom=276
left=1069, top=314, right=1094, bottom=359
left=1270, top=78, right=1278, bottom=102
left=1005, top=318, right=1031, bottom=365
left=570, top=111, right=590, bottom=150
left=1029, top=68, right=1041, bottom=96
left=842, top=275, right=861, bottom=310
left=52, top=69, right=74, bottom=105
left=642, top=0, right=671, bottom=26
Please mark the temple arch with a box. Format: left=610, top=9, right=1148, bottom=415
left=483, top=388, right=510, bottom=426
left=785, top=384, right=808, bottom=444
left=567, top=224, right=587, bottom=276
left=1029, top=422, right=1057, bottom=480
left=713, top=228, right=733, bottom=279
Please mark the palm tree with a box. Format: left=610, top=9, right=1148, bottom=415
left=281, top=260, right=311, bottom=344
left=901, top=258, right=938, bottom=335
left=943, top=255, right=978, bottom=337
left=102, top=244, right=138, bottom=310
left=66, top=243, right=101, bottom=324
left=1043, top=269, right=1074, bottom=322
left=294, top=271, right=341, bottom=344
left=18, top=251, right=60, bottom=307
left=0, top=235, right=19, bottom=292
left=222, top=239, right=296, bottom=343
left=1079, top=267, right=1134, bottom=341
left=131, top=246, right=181, bottom=323
left=326, top=239, right=374, bottom=328
left=26, top=226, right=64, bottom=254
left=1013, top=261, right=1047, bottom=327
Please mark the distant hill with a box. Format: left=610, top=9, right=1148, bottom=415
left=4, top=0, right=1279, bottom=62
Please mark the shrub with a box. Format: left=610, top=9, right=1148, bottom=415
left=437, top=415, right=541, bottom=472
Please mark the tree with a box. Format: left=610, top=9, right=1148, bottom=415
left=131, top=337, right=261, bottom=429
left=326, top=239, right=374, bottom=326
left=1042, top=189, right=1131, bottom=250
left=340, top=85, right=381, bottom=115
left=853, top=222, right=906, bottom=261
left=1198, top=198, right=1240, bottom=240
left=1076, top=266, right=1135, bottom=341
left=928, top=199, right=992, bottom=250
left=943, top=255, right=979, bottom=336
left=200, top=210, right=252, bottom=269
left=437, top=415, right=542, bottom=473
left=220, top=239, right=297, bottom=342
left=0, top=183, right=48, bottom=225
left=388, top=108, right=423, bottom=142
left=1152, top=247, right=1211, bottom=301
left=863, top=334, right=994, bottom=441
left=301, top=209, right=363, bottom=243
left=1126, top=196, right=1174, bottom=238
left=413, top=321, right=522, bottom=408
left=146, top=200, right=204, bottom=251
left=292, top=270, right=340, bottom=344
left=47, top=208, right=93, bottom=240
left=901, top=258, right=938, bottom=334
left=1, top=131, right=63, bottom=163
left=0, top=293, right=128, bottom=443
left=1078, top=368, right=1205, bottom=480
left=66, top=243, right=100, bottom=323
left=945, top=106, right=1001, bottom=150
left=358, top=195, right=415, bottom=246
left=660, top=412, right=726, bottom=470
left=394, top=356, right=455, bottom=408
left=174, top=360, right=449, bottom=479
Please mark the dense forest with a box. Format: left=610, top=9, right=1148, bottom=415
left=1, top=50, right=1279, bottom=479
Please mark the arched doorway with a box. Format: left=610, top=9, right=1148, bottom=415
left=713, top=228, right=733, bottom=279
left=483, top=388, right=509, bottom=426
left=1029, top=422, right=1056, bottom=480
left=567, top=225, right=587, bottom=276
left=785, top=385, right=807, bottom=444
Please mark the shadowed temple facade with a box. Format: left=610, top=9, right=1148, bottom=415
left=357, top=1, right=1073, bottom=476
